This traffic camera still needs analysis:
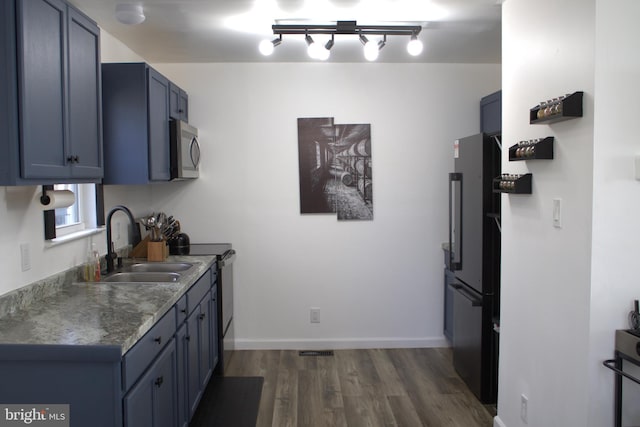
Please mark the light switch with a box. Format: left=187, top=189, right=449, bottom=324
left=553, top=198, right=562, bottom=228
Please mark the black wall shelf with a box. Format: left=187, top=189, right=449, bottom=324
left=493, top=173, right=532, bottom=194
left=509, top=137, right=554, bottom=161
left=530, top=91, right=583, bottom=124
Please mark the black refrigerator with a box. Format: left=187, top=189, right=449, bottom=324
left=446, top=133, right=501, bottom=404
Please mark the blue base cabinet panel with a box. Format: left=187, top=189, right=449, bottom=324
left=124, top=340, right=177, bottom=427
left=0, top=345, right=123, bottom=427
left=0, top=0, right=102, bottom=185
left=0, top=269, right=219, bottom=427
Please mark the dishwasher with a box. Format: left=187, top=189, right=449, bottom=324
left=188, top=243, right=236, bottom=375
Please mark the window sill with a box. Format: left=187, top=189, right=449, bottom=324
left=45, top=227, right=105, bottom=248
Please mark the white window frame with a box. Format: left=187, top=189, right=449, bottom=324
left=46, top=184, right=101, bottom=244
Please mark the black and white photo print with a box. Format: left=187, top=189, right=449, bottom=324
left=297, top=118, right=373, bottom=221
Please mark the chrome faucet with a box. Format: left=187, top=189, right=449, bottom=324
left=106, top=205, right=142, bottom=273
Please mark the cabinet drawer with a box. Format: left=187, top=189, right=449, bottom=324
left=187, top=270, right=211, bottom=315
left=176, top=294, right=188, bottom=326
left=123, top=307, right=176, bottom=391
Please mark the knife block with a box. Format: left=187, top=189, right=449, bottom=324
left=147, top=241, right=168, bottom=261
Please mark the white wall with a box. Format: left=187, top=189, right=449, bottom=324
left=588, top=1, right=640, bottom=426
left=151, top=62, right=500, bottom=348
left=498, top=0, right=640, bottom=426
left=499, top=0, right=596, bottom=426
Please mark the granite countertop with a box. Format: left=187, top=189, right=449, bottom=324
left=0, top=255, right=216, bottom=355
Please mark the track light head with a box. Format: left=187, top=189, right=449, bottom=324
left=305, top=34, right=329, bottom=60
left=359, top=34, right=369, bottom=46
left=378, top=35, right=387, bottom=50
left=258, top=36, right=282, bottom=56
left=305, top=34, right=314, bottom=46
left=407, top=34, right=424, bottom=56
left=324, top=35, right=335, bottom=51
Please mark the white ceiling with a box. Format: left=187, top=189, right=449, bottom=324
left=67, top=0, right=502, bottom=63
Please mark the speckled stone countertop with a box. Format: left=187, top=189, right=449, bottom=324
left=0, top=255, right=216, bottom=355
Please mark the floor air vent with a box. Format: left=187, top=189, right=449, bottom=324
left=299, top=350, right=334, bottom=357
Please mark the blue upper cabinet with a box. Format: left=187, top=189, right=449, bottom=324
left=102, top=63, right=173, bottom=184
left=481, top=90, right=502, bottom=136
left=169, top=82, right=189, bottom=123
left=67, top=7, right=103, bottom=179
left=0, top=0, right=102, bottom=185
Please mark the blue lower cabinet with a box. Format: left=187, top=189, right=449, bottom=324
left=186, top=304, right=201, bottom=418
left=211, top=285, right=219, bottom=372
left=124, top=340, right=177, bottom=427
left=175, top=324, right=189, bottom=427
left=0, top=269, right=219, bottom=427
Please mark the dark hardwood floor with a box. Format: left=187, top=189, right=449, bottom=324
left=225, top=348, right=494, bottom=427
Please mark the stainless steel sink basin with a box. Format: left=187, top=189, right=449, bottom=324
left=127, top=262, right=193, bottom=273
left=102, top=272, right=181, bottom=283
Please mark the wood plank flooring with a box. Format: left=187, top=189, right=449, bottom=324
left=225, top=348, right=494, bottom=427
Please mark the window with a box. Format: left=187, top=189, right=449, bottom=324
left=44, top=184, right=103, bottom=241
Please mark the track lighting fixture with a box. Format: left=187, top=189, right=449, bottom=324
left=259, top=20, right=423, bottom=61
left=258, top=35, right=282, bottom=56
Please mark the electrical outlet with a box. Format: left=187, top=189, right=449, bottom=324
left=521, top=394, right=528, bottom=424
left=20, top=243, right=31, bottom=272
left=310, top=308, right=320, bottom=324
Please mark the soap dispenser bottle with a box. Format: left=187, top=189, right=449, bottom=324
left=92, top=243, right=101, bottom=281
left=84, top=242, right=101, bottom=282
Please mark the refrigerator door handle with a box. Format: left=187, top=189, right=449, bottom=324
left=449, top=172, right=462, bottom=271
left=451, top=283, right=483, bottom=307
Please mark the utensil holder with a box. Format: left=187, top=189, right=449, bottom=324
left=147, top=241, right=168, bottom=261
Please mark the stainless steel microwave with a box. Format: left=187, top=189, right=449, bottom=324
left=170, top=120, right=200, bottom=180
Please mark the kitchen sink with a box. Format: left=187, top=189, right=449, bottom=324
left=101, top=272, right=181, bottom=283
left=127, top=262, right=193, bottom=273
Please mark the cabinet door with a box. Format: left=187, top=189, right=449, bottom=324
left=17, top=0, right=69, bottom=179
left=179, top=90, right=188, bottom=123
left=175, top=324, right=189, bottom=427
left=210, top=286, right=219, bottom=369
left=186, top=306, right=201, bottom=419
left=147, top=68, right=170, bottom=181
left=124, top=341, right=177, bottom=427
left=68, top=6, right=102, bottom=179
left=198, top=292, right=212, bottom=390
left=169, top=82, right=189, bottom=122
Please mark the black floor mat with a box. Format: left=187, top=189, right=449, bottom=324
left=189, top=376, right=264, bottom=427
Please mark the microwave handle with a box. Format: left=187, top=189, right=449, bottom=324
left=190, top=136, right=201, bottom=168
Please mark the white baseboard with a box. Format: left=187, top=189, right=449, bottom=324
left=494, top=415, right=506, bottom=427
left=234, top=336, right=450, bottom=350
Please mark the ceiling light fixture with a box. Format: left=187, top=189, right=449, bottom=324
left=261, top=20, right=423, bottom=61
left=115, top=4, right=145, bottom=25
